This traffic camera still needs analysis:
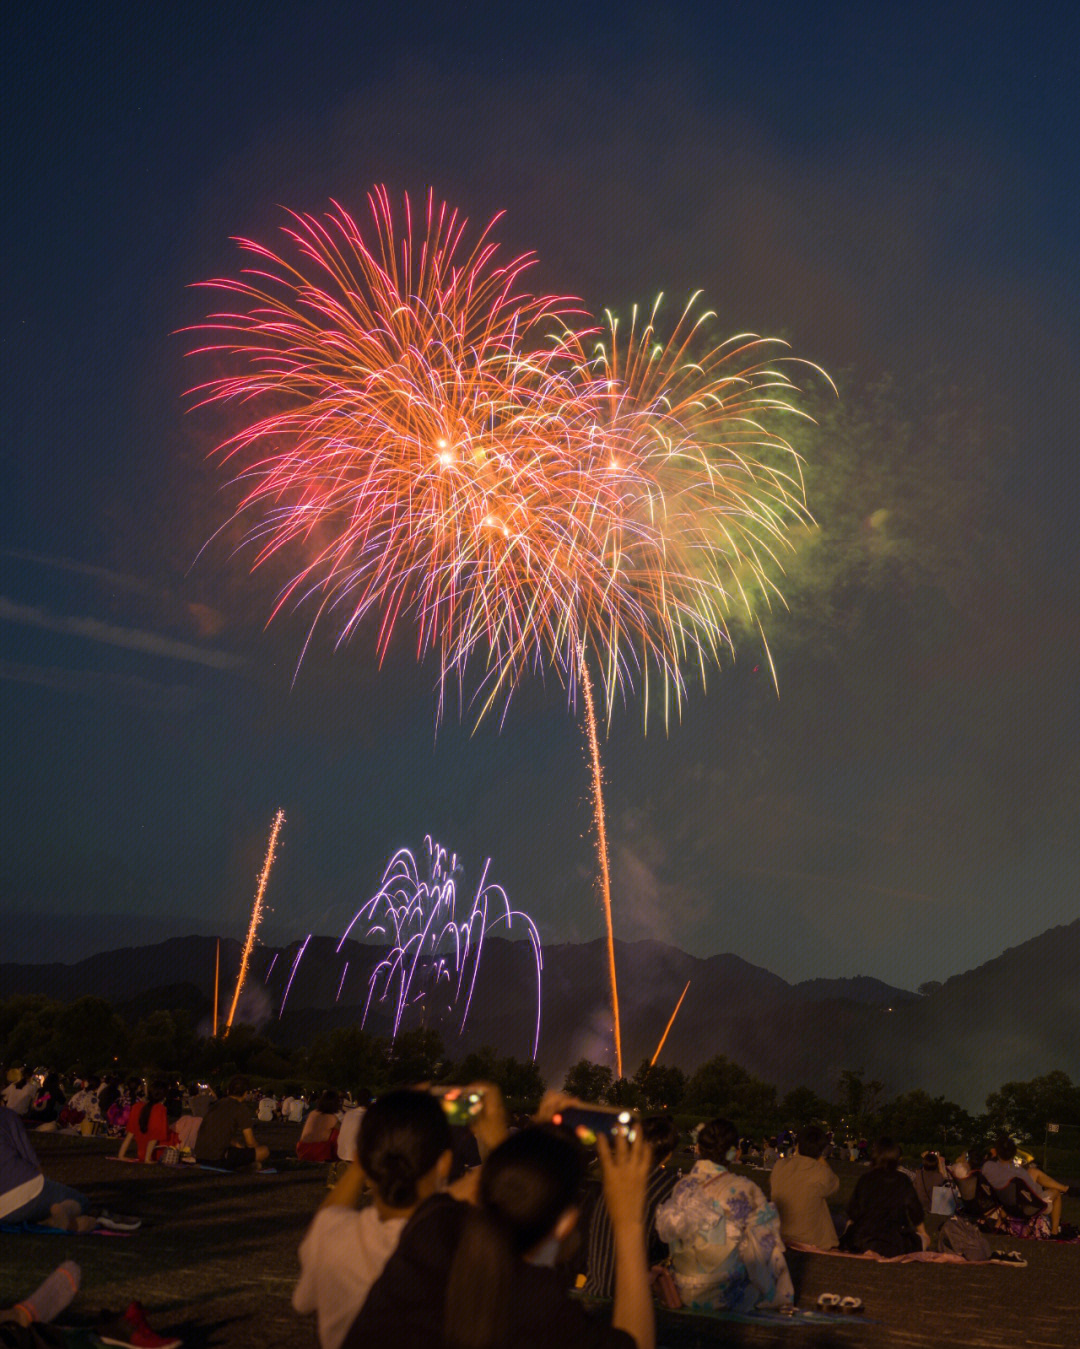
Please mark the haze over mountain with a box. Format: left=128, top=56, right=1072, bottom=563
left=2, top=922, right=1076, bottom=1114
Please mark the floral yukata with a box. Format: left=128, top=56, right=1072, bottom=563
left=655, top=1160, right=794, bottom=1313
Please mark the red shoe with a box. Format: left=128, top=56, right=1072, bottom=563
left=96, top=1302, right=182, bottom=1349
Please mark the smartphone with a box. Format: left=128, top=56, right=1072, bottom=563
left=431, top=1085, right=484, bottom=1126
left=550, top=1105, right=638, bottom=1147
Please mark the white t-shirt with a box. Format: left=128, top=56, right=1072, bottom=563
left=284, top=1096, right=305, bottom=1123
left=2, top=1083, right=36, bottom=1116
left=335, top=1107, right=365, bottom=1164
left=257, top=1097, right=277, bottom=1122
left=293, top=1204, right=406, bottom=1349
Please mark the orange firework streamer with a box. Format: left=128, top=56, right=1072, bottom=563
left=650, top=979, right=690, bottom=1066
left=213, top=938, right=220, bottom=1037
left=225, top=809, right=285, bottom=1035
left=577, top=644, right=622, bottom=1076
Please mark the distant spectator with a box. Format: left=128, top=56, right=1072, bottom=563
left=25, top=1075, right=64, bottom=1132
left=187, top=1084, right=215, bottom=1119
left=842, top=1137, right=927, bottom=1257
left=584, top=1114, right=680, bottom=1298
left=336, top=1089, right=373, bottom=1166
left=3, top=1072, right=35, bottom=1118
left=193, top=1076, right=269, bottom=1171
left=282, top=1091, right=307, bottom=1124
left=769, top=1123, right=840, bottom=1249
left=984, top=1136, right=1063, bottom=1234
left=118, top=1082, right=178, bottom=1163
left=257, top=1092, right=278, bottom=1124
left=297, top=1092, right=341, bottom=1164
left=911, top=1151, right=952, bottom=1213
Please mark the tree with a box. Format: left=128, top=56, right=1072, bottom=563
left=878, top=1090, right=974, bottom=1149
left=984, top=1072, right=1080, bottom=1141
left=562, top=1060, right=613, bottom=1103
left=632, top=1060, right=686, bottom=1111
left=779, top=1085, right=833, bottom=1126
left=307, top=1026, right=388, bottom=1091
left=47, top=997, right=130, bottom=1074
left=129, top=1009, right=195, bottom=1076
left=455, top=1047, right=546, bottom=1111
left=683, top=1056, right=779, bottom=1136
left=385, top=1029, right=444, bottom=1085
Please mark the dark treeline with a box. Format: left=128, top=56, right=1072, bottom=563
left=3, top=993, right=1079, bottom=1152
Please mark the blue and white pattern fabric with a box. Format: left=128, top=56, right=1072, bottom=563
left=655, top=1160, right=794, bottom=1312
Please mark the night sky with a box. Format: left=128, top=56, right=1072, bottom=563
left=3, top=2, right=1078, bottom=990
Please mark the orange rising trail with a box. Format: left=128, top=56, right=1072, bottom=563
left=650, top=980, right=690, bottom=1066
left=578, top=645, right=622, bottom=1078
left=225, top=809, right=285, bottom=1035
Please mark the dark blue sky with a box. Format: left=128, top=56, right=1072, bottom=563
left=3, top=1, right=1078, bottom=989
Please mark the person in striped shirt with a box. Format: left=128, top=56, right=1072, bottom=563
left=584, top=1115, right=680, bottom=1298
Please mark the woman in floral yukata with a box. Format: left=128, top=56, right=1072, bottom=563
left=655, top=1117, right=793, bottom=1313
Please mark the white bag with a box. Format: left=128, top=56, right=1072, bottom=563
left=931, top=1184, right=958, bottom=1216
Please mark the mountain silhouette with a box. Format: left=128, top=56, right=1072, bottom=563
left=2, top=921, right=1076, bottom=1112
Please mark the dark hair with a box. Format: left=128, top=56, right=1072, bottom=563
left=137, top=1082, right=167, bottom=1135
left=995, top=1135, right=1017, bottom=1162
left=354, top=1088, right=373, bottom=1108
left=871, top=1136, right=902, bottom=1170
left=358, top=1090, right=452, bottom=1209
left=922, top=1150, right=939, bottom=1169
left=697, top=1117, right=739, bottom=1165
left=227, top=1075, right=249, bottom=1099
left=641, top=1114, right=679, bottom=1162
left=445, top=1127, right=585, bottom=1349
left=314, top=1090, right=340, bottom=1115
left=797, top=1124, right=829, bottom=1159
left=967, top=1144, right=986, bottom=1169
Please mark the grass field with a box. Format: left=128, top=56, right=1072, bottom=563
left=2, top=1127, right=1077, bottom=1349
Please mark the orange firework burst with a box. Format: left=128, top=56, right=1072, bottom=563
left=190, top=192, right=828, bottom=1076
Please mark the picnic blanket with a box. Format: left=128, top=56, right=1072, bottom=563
left=0, top=1222, right=128, bottom=1237
left=787, top=1241, right=969, bottom=1264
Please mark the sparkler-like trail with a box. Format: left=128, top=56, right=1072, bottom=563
left=650, top=980, right=690, bottom=1066
left=213, top=938, right=220, bottom=1037
left=578, top=646, right=622, bottom=1078
left=225, top=808, right=285, bottom=1035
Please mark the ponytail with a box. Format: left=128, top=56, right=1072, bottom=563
left=444, top=1126, right=585, bottom=1349
left=444, top=1208, right=515, bottom=1349
left=357, top=1091, right=452, bottom=1210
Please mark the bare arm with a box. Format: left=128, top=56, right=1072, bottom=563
left=117, top=1132, right=135, bottom=1160
left=598, top=1133, right=655, bottom=1349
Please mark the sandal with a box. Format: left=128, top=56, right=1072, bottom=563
left=816, top=1293, right=841, bottom=1312
left=839, top=1296, right=865, bottom=1313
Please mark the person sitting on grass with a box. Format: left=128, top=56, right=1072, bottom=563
left=841, top=1137, right=927, bottom=1257
left=983, top=1136, right=1062, bottom=1236
left=295, top=1087, right=505, bottom=1349
left=296, top=1091, right=341, bottom=1164
left=769, top=1123, right=841, bottom=1250
left=655, top=1116, right=793, bottom=1313
left=342, top=1105, right=655, bottom=1349
left=0, top=1106, right=140, bottom=1233
left=117, top=1082, right=179, bottom=1163
left=583, top=1114, right=680, bottom=1298
left=192, top=1076, right=269, bottom=1171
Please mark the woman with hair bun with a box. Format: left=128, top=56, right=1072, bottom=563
left=655, top=1117, right=792, bottom=1312
left=294, top=1088, right=492, bottom=1349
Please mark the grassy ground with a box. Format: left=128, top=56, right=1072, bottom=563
left=2, top=1130, right=1077, bottom=1349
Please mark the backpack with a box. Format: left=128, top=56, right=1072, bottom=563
left=937, top=1215, right=992, bottom=1261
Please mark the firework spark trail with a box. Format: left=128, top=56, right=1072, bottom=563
left=279, top=933, right=311, bottom=1018
left=336, top=960, right=349, bottom=1002
left=650, top=980, right=690, bottom=1067
left=225, top=808, right=285, bottom=1035
left=192, top=191, right=826, bottom=1070
left=264, top=952, right=279, bottom=981
left=577, top=645, right=622, bottom=1077
left=339, top=837, right=543, bottom=1058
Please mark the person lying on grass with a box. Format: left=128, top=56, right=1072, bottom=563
left=0, top=1106, right=139, bottom=1233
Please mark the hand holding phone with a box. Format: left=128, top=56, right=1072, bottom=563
left=550, top=1104, right=639, bottom=1148
left=430, top=1085, right=485, bottom=1127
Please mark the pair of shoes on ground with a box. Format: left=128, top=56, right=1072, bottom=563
left=96, top=1301, right=181, bottom=1349
left=96, top=1211, right=141, bottom=1233
left=988, top=1250, right=1028, bottom=1266
left=816, top=1293, right=864, bottom=1314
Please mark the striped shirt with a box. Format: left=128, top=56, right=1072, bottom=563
left=583, top=1164, right=680, bottom=1298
